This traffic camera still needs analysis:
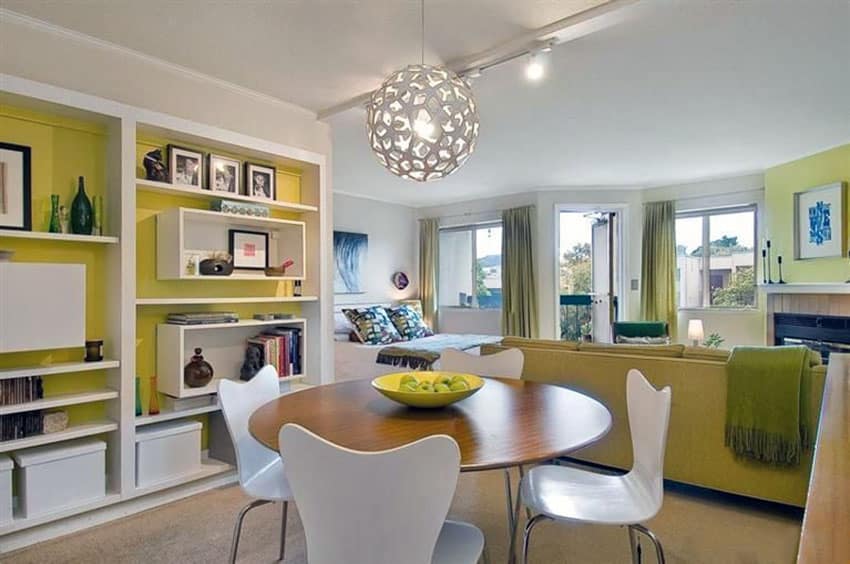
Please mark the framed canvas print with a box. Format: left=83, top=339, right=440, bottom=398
left=245, top=163, right=276, bottom=201
left=333, top=230, right=368, bottom=294
left=229, top=229, right=269, bottom=270
left=208, top=154, right=240, bottom=194
left=0, top=142, right=32, bottom=231
left=794, top=182, right=847, bottom=259
left=168, top=144, right=203, bottom=189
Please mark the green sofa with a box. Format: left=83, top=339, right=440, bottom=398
left=481, top=337, right=826, bottom=507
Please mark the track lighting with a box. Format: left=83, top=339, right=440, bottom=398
left=525, top=51, right=546, bottom=81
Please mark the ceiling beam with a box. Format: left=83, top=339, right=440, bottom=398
left=317, top=0, right=640, bottom=120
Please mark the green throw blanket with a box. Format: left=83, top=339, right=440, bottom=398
left=725, top=346, right=814, bottom=466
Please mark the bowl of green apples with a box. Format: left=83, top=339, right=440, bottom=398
left=371, top=371, right=485, bottom=408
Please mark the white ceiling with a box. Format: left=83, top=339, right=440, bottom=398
left=1, top=0, right=605, bottom=113
left=331, top=0, right=850, bottom=206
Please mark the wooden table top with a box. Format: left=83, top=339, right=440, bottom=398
left=249, top=377, right=612, bottom=471
left=797, top=353, right=850, bottom=564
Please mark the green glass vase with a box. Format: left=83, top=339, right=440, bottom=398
left=135, top=377, right=143, bottom=416
left=48, top=194, right=61, bottom=233
left=70, top=176, right=93, bottom=235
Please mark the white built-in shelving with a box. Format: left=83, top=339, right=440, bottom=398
left=0, top=494, right=123, bottom=536
left=156, top=207, right=306, bottom=281
left=136, top=178, right=318, bottom=213
left=0, top=420, right=118, bottom=454
left=129, top=456, right=235, bottom=499
left=135, top=296, right=317, bottom=306
left=0, top=360, right=120, bottom=381
left=0, top=229, right=119, bottom=244
left=0, top=389, right=118, bottom=416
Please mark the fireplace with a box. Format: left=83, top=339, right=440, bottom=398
left=774, top=313, right=850, bottom=363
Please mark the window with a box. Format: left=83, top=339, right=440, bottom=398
left=675, top=206, right=756, bottom=309
left=439, top=223, right=503, bottom=309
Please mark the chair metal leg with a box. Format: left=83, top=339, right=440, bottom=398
left=229, top=499, right=271, bottom=564
left=628, top=524, right=665, bottom=564
left=517, top=465, right=532, bottom=521
left=279, top=501, right=289, bottom=562
left=522, top=514, right=551, bottom=564
left=480, top=542, right=491, bottom=564
left=507, top=467, right=525, bottom=564
left=503, top=468, right=514, bottom=536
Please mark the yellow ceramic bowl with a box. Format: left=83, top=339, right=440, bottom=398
left=371, top=371, right=485, bottom=408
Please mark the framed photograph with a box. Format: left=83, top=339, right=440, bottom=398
left=229, top=229, right=269, bottom=270
left=794, top=182, right=847, bottom=260
left=168, top=144, right=203, bottom=189
left=0, top=142, right=32, bottom=231
left=208, top=154, right=240, bottom=194
left=245, top=162, right=276, bottom=201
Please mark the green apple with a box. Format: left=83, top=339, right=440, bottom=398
left=450, top=375, right=467, bottom=385
left=399, top=381, right=418, bottom=392
left=418, top=381, right=434, bottom=393
left=433, top=375, right=452, bottom=387
left=400, top=374, right=419, bottom=387
left=434, top=383, right=451, bottom=393
left=449, top=380, right=470, bottom=392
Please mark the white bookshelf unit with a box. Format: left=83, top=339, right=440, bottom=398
left=155, top=207, right=306, bottom=281
left=0, top=73, right=331, bottom=551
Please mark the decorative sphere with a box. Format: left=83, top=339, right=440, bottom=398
left=366, top=64, right=480, bottom=182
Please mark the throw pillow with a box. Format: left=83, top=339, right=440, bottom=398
left=343, top=306, right=402, bottom=345
left=387, top=305, right=434, bottom=340
left=615, top=335, right=672, bottom=345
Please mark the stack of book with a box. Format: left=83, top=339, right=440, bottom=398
left=0, top=412, right=44, bottom=441
left=166, top=312, right=239, bottom=325
left=247, top=326, right=302, bottom=377
left=0, top=376, right=44, bottom=406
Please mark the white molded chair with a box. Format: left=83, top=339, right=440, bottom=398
left=279, top=423, right=487, bottom=564
left=219, top=366, right=293, bottom=563
left=441, top=347, right=526, bottom=535
left=516, top=369, right=672, bottom=564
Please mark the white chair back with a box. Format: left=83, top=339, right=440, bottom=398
left=625, top=369, right=672, bottom=510
left=440, top=347, right=524, bottom=379
left=279, top=424, right=461, bottom=564
left=218, top=366, right=281, bottom=487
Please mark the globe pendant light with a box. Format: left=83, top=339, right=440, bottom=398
left=366, top=0, right=480, bottom=182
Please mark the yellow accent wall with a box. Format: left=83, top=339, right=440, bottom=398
left=0, top=106, right=110, bottom=424
left=764, top=143, right=850, bottom=282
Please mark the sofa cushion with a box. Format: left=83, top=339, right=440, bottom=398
left=683, top=346, right=731, bottom=362
left=343, top=306, right=402, bottom=345
left=500, top=337, right=579, bottom=351
left=578, top=342, right=685, bottom=357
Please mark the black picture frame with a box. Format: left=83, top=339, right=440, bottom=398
left=207, top=153, right=241, bottom=194
left=228, top=229, right=269, bottom=270
left=0, top=142, right=32, bottom=231
left=244, top=162, right=276, bottom=201
left=167, top=144, right=204, bottom=189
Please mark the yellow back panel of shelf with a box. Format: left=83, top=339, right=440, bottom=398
left=0, top=106, right=111, bottom=423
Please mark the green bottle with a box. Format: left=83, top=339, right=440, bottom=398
left=48, top=194, right=61, bottom=233
left=70, top=176, right=93, bottom=235
left=135, top=377, right=143, bottom=416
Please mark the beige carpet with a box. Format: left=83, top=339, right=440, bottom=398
left=5, top=468, right=801, bottom=564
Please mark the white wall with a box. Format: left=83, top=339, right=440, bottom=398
left=333, top=193, right=418, bottom=306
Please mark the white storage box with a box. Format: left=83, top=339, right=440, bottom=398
left=0, top=454, right=12, bottom=526
left=12, top=439, right=106, bottom=519
left=136, top=420, right=202, bottom=488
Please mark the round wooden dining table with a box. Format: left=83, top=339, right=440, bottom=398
left=249, top=377, right=612, bottom=469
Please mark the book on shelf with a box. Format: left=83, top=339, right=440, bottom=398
left=166, top=312, right=239, bottom=325
left=246, top=326, right=302, bottom=377
left=0, top=411, right=44, bottom=441
left=0, top=376, right=44, bottom=406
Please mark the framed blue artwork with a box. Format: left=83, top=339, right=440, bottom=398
left=794, top=182, right=846, bottom=259
left=333, top=231, right=368, bottom=293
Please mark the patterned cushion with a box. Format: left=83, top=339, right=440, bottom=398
left=343, top=306, right=402, bottom=345
left=387, top=305, right=434, bottom=340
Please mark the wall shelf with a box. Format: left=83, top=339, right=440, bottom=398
left=0, top=229, right=119, bottom=244
left=135, top=403, right=221, bottom=427
left=137, top=178, right=318, bottom=213
left=0, top=360, right=120, bottom=381
left=135, top=296, right=317, bottom=305
left=0, top=389, right=118, bottom=415
left=758, top=283, right=850, bottom=295
left=0, top=493, right=123, bottom=536
left=0, top=420, right=118, bottom=453
left=167, top=318, right=306, bottom=331
left=130, top=456, right=235, bottom=498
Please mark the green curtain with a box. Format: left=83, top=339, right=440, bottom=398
left=640, top=201, right=678, bottom=338
left=501, top=206, right=539, bottom=338
left=419, top=218, right=440, bottom=331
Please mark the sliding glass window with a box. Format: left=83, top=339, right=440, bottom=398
left=438, top=223, right=503, bottom=309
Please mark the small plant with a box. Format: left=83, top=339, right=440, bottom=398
left=702, top=333, right=725, bottom=349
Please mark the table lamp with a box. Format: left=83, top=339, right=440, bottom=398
left=688, top=319, right=704, bottom=347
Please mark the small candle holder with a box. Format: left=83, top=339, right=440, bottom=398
left=766, top=240, right=774, bottom=284
left=84, top=339, right=104, bottom=362
left=777, top=255, right=786, bottom=284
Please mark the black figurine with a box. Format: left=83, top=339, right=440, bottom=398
left=777, top=255, right=786, bottom=284
left=143, top=149, right=169, bottom=182
left=240, top=346, right=264, bottom=381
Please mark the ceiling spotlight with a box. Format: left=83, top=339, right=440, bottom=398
left=525, top=51, right=546, bottom=81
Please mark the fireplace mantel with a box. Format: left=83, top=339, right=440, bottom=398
left=759, top=283, right=850, bottom=295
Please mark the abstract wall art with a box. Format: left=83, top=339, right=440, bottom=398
left=794, top=182, right=846, bottom=259
left=334, top=230, right=368, bottom=293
